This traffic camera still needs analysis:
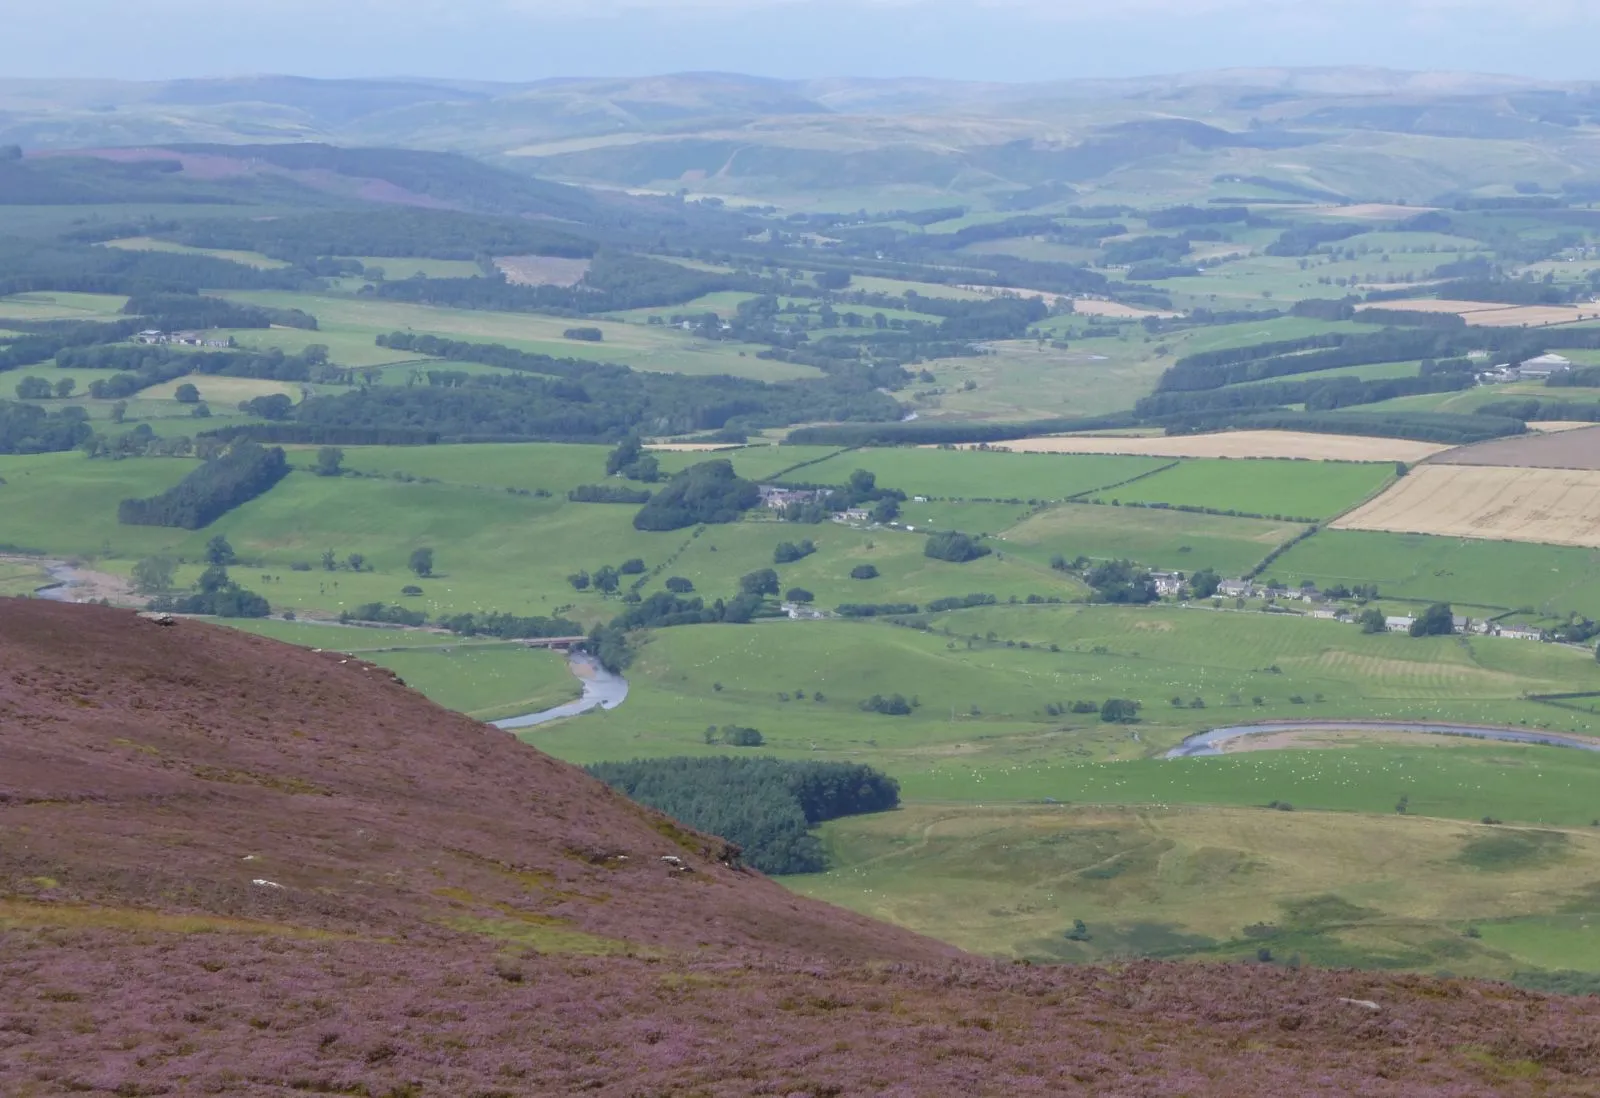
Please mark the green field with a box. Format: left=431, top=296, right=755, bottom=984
left=788, top=798, right=1600, bottom=976
left=1001, top=503, right=1302, bottom=576
left=0, top=292, right=129, bottom=320
left=525, top=604, right=1600, bottom=774
left=1105, top=459, right=1395, bottom=520
left=1270, top=529, right=1600, bottom=619
left=103, top=237, right=292, bottom=270
left=217, top=620, right=580, bottom=723
left=216, top=291, right=817, bottom=381
left=797, top=448, right=1170, bottom=501
left=342, top=256, right=484, bottom=280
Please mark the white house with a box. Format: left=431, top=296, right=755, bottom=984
left=1386, top=616, right=1416, bottom=633
left=1218, top=580, right=1255, bottom=598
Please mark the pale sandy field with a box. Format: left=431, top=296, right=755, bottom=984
left=957, top=430, right=1450, bottom=462
left=1358, top=299, right=1600, bottom=327
left=1318, top=203, right=1437, bottom=220
left=1332, top=464, right=1600, bottom=547
left=494, top=256, right=592, bottom=287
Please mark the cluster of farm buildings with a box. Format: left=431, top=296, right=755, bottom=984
left=1210, top=577, right=1544, bottom=639
left=1479, top=353, right=1573, bottom=384
left=134, top=329, right=234, bottom=349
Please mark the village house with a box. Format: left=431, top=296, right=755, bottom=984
left=1385, top=615, right=1416, bottom=633
left=832, top=508, right=872, bottom=524
left=1218, top=579, right=1255, bottom=598
left=1311, top=607, right=1343, bottom=621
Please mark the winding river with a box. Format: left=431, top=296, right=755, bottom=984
left=492, top=653, right=629, bottom=730
left=1165, top=720, right=1600, bottom=759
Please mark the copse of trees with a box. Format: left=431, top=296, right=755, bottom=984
left=117, top=441, right=289, bottom=529
left=923, top=531, right=991, bottom=563
left=121, top=291, right=318, bottom=331
left=773, top=539, right=816, bottom=564
left=0, top=400, right=92, bottom=454
left=1086, top=559, right=1158, bottom=604
left=1410, top=603, right=1455, bottom=637
left=604, top=434, right=661, bottom=482
left=584, top=757, right=900, bottom=874
left=633, top=459, right=760, bottom=531
left=148, top=565, right=270, bottom=619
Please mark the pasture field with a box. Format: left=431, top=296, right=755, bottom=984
left=0, top=451, right=198, bottom=556
left=1105, top=458, right=1396, bottom=520
left=789, top=801, right=1600, bottom=976
left=215, top=291, right=818, bottom=381
left=527, top=605, right=1600, bottom=774
left=795, top=448, right=1170, bottom=501
left=1000, top=503, right=1302, bottom=576
left=1268, top=529, right=1600, bottom=618
left=136, top=376, right=301, bottom=405
left=346, top=256, right=484, bottom=280
left=897, top=499, right=1040, bottom=535
left=327, top=441, right=615, bottom=494
left=0, top=558, right=50, bottom=597
left=0, top=292, right=129, bottom=320
left=102, top=237, right=291, bottom=270
left=356, top=645, right=579, bottom=721
left=217, top=619, right=579, bottom=721
left=914, top=339, right=1170, bottom=423
left=652, top=444, right=843, bottom=482
left=979, top=430, right=1447, bottom=463
left=218, top=325, right=434, bottom=369
left=1333, top=465, right=1600, bottom=548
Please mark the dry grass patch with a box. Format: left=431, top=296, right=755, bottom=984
left=1333, top=464, right=1600, bottom=547
left=494, top=255, right=592, bottom=287
left=960, top=430, right=1448, bottom=462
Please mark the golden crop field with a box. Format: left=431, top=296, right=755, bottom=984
left=965, top=429, right=1449, bottom=462
left=1333, top=464, right=1600, bottom=547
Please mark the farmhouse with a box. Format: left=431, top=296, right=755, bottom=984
left=1386, top=616, right=1416, bottom=633
left=759, top=485, right=823, bottom=510
left=1151, top=571, right=1185, bottom=597
left=832, top=508, right=872, bottom=524
left=1496, top=625, right=1544, bottom=641
left=1218, top=579, right=1255, bottom=598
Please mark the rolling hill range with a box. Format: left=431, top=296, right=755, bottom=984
left=4, top=69, right=1600, bottom=206
left=2, top=599, right=1599, bottom=1095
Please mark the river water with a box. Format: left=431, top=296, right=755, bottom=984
left=492, top=653, right=629, bottom=730
left=1165, top=720, right=1600, bottom=758
left=34, top=564, right=79, bottom=602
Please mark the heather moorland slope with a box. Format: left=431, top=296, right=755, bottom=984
left=1, top=599, right=1598, bottom=1096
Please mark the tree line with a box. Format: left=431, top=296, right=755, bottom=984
left=584, top=757, right=900, bottom=875
left=117, top=441, right=289, bottom=529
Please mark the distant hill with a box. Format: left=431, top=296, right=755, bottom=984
left=2, top=598, right=1598, bottom=1094
left=4, top=69, right=1600, bottom=205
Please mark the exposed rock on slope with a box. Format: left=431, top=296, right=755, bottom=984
left=1, top=601, right=1596, bottom=1096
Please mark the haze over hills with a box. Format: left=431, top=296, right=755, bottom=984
left=3, top=600, right=1599, bottom=1095
left=5, top=68, right=1600, bottom=206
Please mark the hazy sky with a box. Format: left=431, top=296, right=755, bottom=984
left=8, top=0, right=1600, bottom=83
